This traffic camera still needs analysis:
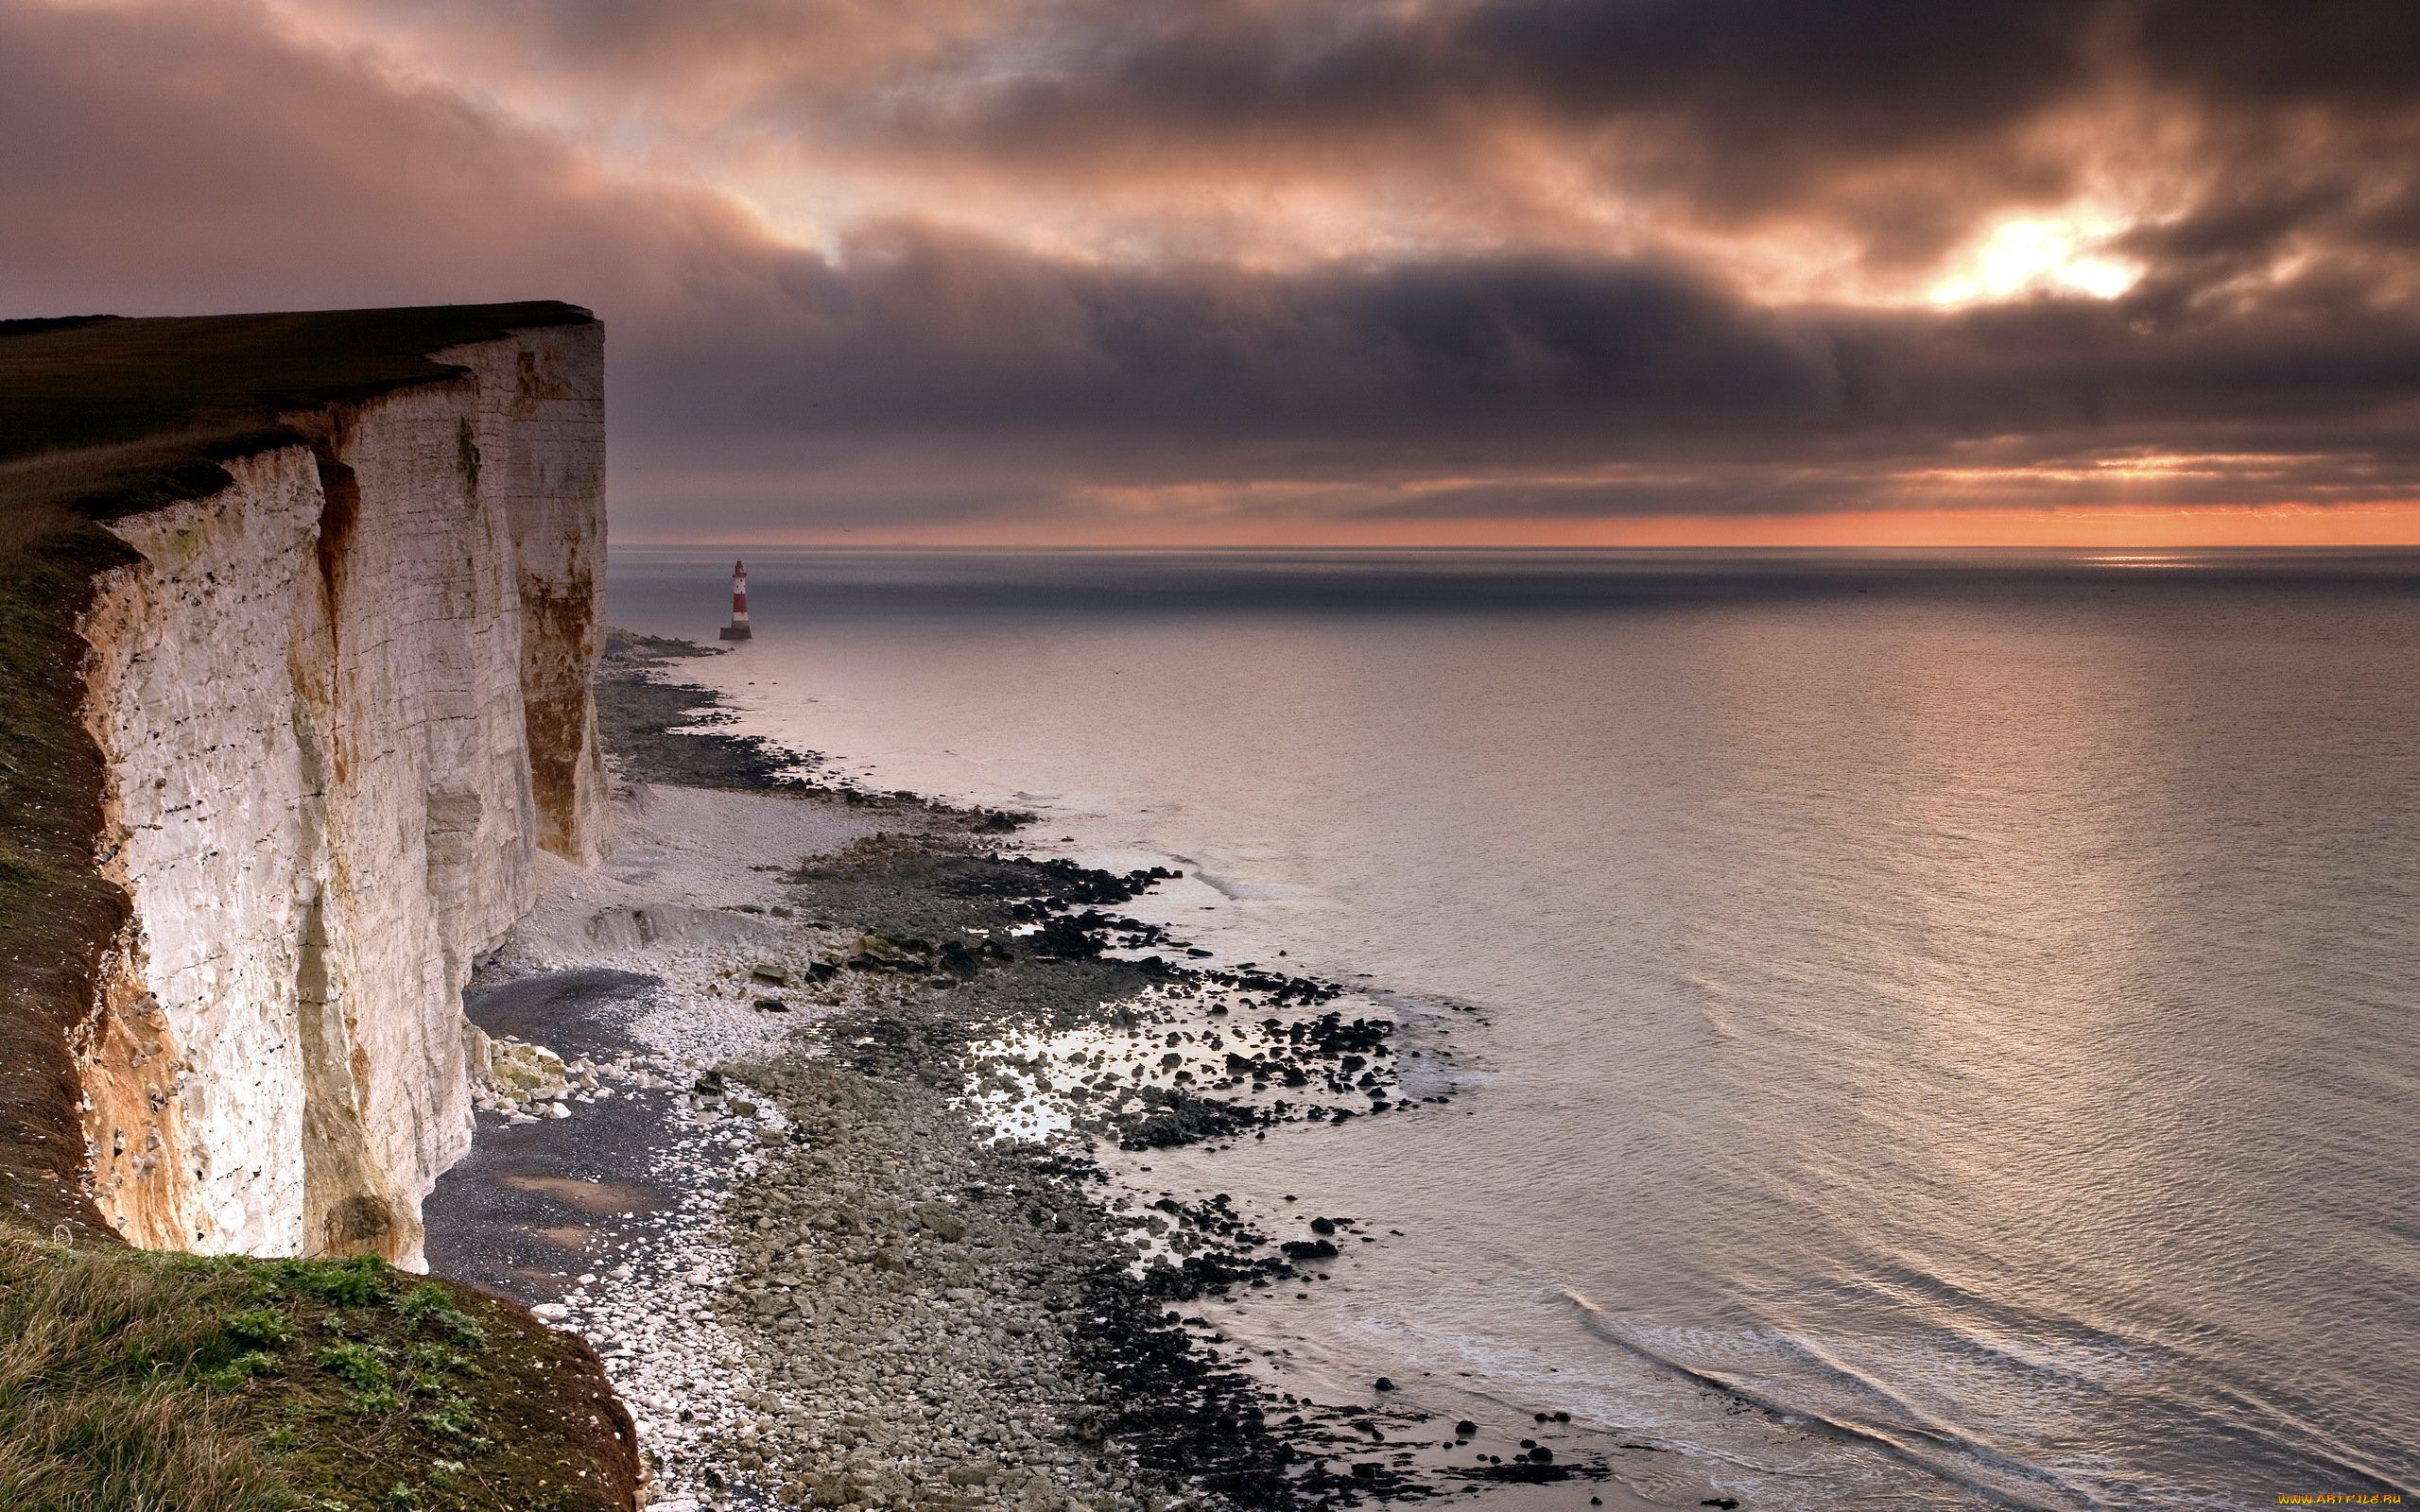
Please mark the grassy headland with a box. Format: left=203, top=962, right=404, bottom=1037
left=0, top=304, right=629, bottom=1512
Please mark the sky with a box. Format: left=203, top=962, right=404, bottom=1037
left=5, top=0, right=2419, bottom=546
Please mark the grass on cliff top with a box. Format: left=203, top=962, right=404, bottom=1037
left=0, top=302, right=593, bottom=533
left=0, top=303, right=592, bottom=464
left=0, top=1222, right=630, bottom=1512
left=0, top=523, right=123, bottom=916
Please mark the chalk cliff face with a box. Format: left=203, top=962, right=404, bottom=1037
left=71, top=322, right=605, bottom=1265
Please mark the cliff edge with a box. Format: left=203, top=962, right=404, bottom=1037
left=0, top=302, right=606, bottom=1264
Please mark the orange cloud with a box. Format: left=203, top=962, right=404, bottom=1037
left=615, top=500, right=2420, bottom=549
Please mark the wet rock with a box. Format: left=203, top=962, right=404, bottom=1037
left=504, top=803, right=1530, bottom=1512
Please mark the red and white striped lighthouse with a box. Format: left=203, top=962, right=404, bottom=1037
left=718, top=559, right=752, bottom=641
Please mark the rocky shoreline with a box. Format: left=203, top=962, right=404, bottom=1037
left=425, top=634, right=1656, bottom=1512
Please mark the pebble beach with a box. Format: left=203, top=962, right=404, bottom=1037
left=422, top=633, right=1665, bottom=1512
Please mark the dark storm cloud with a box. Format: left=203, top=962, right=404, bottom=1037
left=5, top=0, right=2420, bottom=537
left=603, top=218, right=2420, bottom=532
left=320, top=0, right=2120, bottom=263
left=365, top=0, right=2115, bottom=174
left=643, top=231, right=1824, bottom=438
left=851, top=0, right=2106, bottom=195
left=830, top=0, right=2420, bottom=276
left=632, top=221, right=2420, bottom=447
left=313, top=0, right=2420, bottom=279
left=2130, top=0, right=2420, bottom=104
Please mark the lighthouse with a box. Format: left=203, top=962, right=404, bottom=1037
left=719, top=559, right=752, bottom=641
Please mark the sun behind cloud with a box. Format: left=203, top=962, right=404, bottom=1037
left=1927, top=212, right=2145, bottom=305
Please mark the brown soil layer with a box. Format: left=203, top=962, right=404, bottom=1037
left=0, top=526, right=134, bottom=1241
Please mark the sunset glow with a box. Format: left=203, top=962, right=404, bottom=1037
left=613, top=503, right=2420, bottom=551
left=5, top=0, right=2417, bottom=546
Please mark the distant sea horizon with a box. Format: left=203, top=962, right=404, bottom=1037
left=611, top=544, right=2420, bottom=1509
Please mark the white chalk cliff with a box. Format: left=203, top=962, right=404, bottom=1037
left=70, top=321, right=606, bottom=1266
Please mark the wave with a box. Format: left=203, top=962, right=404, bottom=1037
left=1816, top=1254, right=2417, bottom=1499
left=1192, top=874, right=1294, bottom=901
left=1561, top=1288, right=2092, bottom=1511
left=1157, top=851, right=1295, bottom=901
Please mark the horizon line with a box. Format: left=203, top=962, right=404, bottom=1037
left=602, top=502, right=2420, bottom=551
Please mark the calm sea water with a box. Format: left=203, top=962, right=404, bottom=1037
left=608, top=548, right=2420, bottom=1510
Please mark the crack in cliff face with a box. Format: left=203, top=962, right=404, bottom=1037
left=521, top=571, right=599, bottom=864
left=289, top=659, right=410, bottom=1263
left=457, top=418, right=482, bottom=495
left=294, top=889, right=405, bottom=1258
left=311, top=453, right=360, bottom=659
left=498, top=332, right=607, bottom=869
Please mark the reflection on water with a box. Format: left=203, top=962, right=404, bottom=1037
left=611, top=548, right=2420, bottom=1509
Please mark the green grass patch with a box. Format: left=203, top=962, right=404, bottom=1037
left=0, top=1223, right=629, bottom=1512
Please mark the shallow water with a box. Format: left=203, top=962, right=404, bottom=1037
left=608, top=548, right=2420, bottom=1510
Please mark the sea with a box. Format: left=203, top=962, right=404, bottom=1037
left=606, top=547, right=2420, bottom=1511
